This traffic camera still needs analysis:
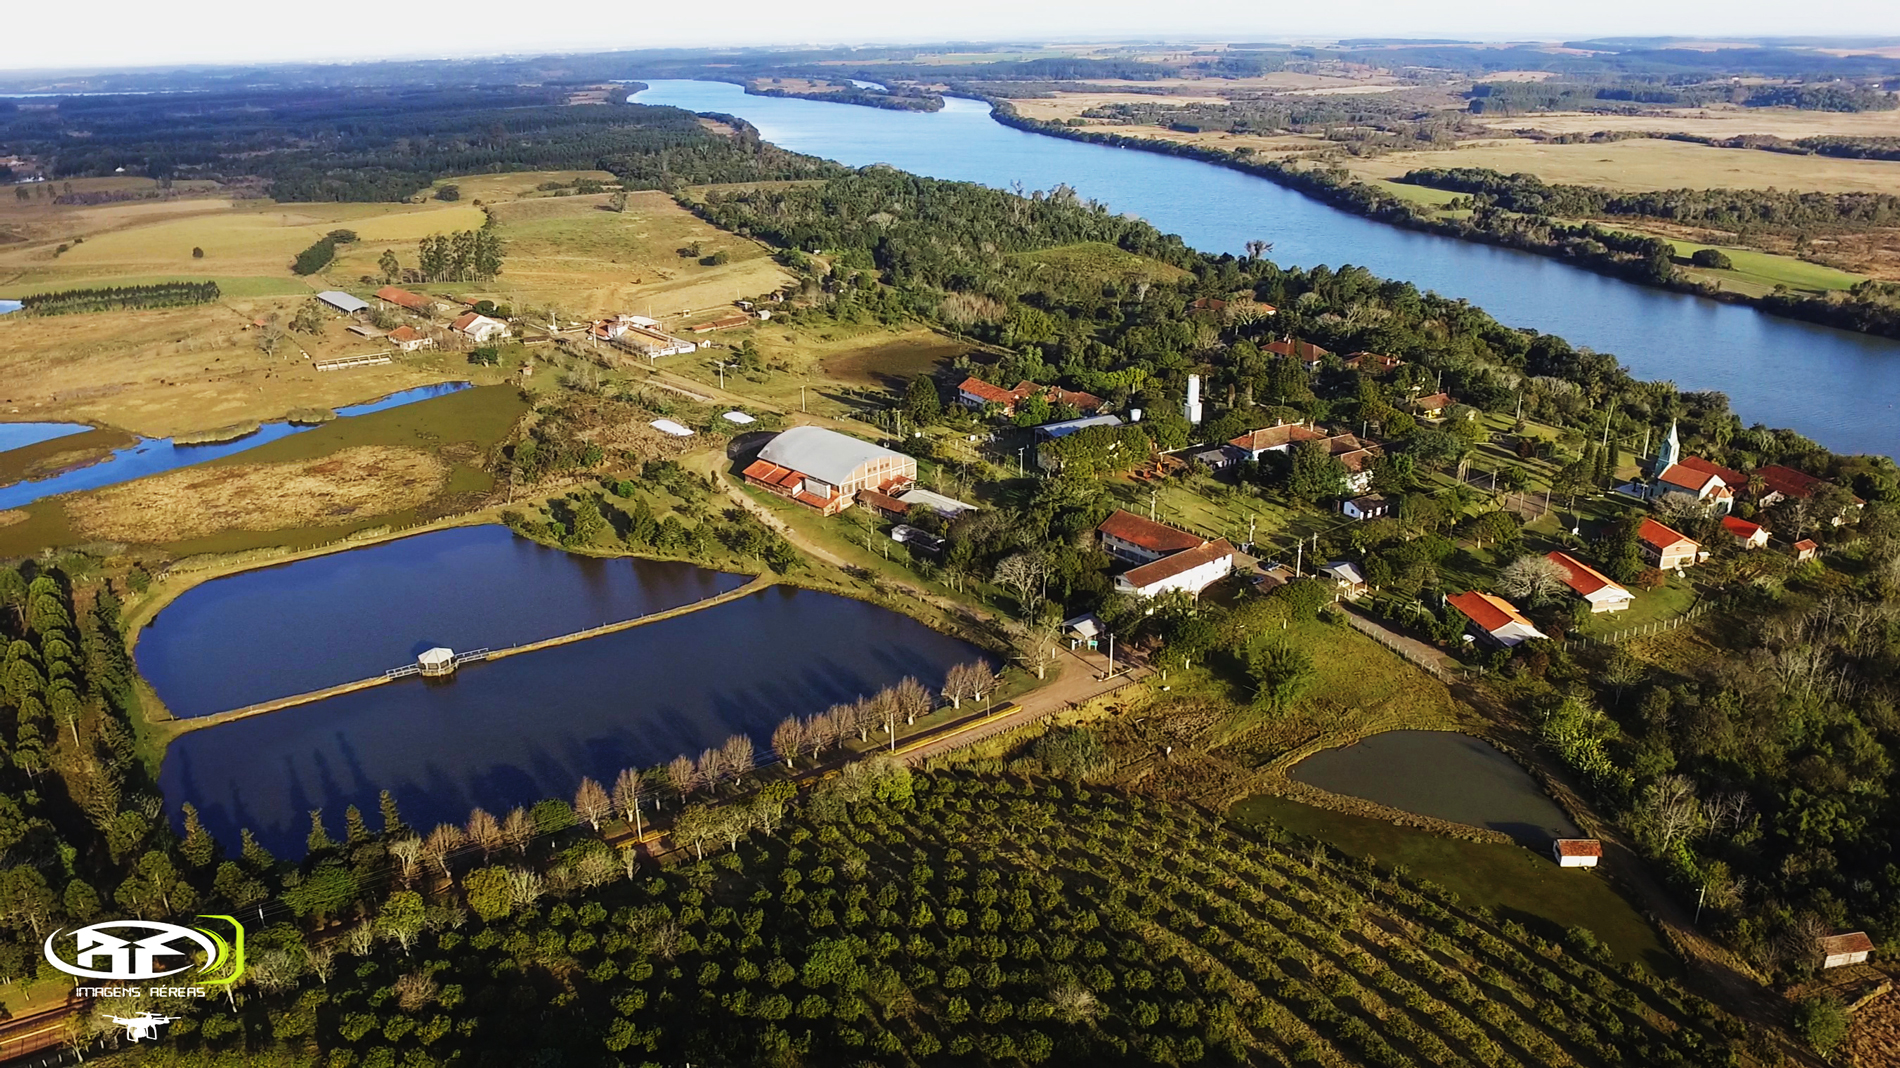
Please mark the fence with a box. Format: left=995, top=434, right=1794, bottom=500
left=1563, top=600, right=1713, bottom=651
left=1340, top=610, right=1454, bottom=683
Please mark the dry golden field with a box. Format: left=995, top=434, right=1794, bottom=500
left=1480, top=105, right=1900, bottom=140
left=63, top=445, right=449, bottom=542
left=1339, top=136, right=1900, bottom=194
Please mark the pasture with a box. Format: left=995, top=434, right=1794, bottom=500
left=1477, top=104, right=1900, bottom=141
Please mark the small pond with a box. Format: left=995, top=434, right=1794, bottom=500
left=137, top=524, right=752, bottom=717
left=0, top=381, right=472, bottom=508
left=161, top=582, right=991, bottom=854
left=1290, top=730, right=1580, bottom=846
left=0, top=421, right=89, bottom=452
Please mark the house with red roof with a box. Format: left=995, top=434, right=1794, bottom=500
left=1677, top=455, right=1745, bottom=489
left=1096, top=511, right=1234, bottom=598
left=1322, top=433, right=1382, bottom=494
left=1638, top=518, right=1702, bottom=570
left=386, top=325, right=433, bottom=352
left=1757, top=464, right=1823, bottom=504
left=1227, top=423, right=1326, bottom=461
left=1264, top=339, right=1332, bottom=371
left=1448, top=591, right=1547, bottom=648
left=1343, top=352, right=1403, bottom=375
left=1721, top=515, right=1769, bottom=549
left=376, top=285, right=437, bottom=314
left=954, top=377, right=1105, bottom=416
left=1820, top=932, right=1874, bottom=969
left=1552, top=839, right=1603, bottom=868
left=1546, top=551, right=1634, bottom=613
left=452, top=312, right=510, bottom=343
left=1411, top=392, right=1456, bottom=419
left=1793, top=538, right=1819, bottom=562
left=1652, top=463, right=1734, bottom=514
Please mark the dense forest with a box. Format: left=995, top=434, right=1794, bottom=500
left=0, top=88, right=842, bottom=202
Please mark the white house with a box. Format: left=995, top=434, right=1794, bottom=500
left=452, top=312, right=511, bottom=343
left=1547, top=552, right=1634, bottom=613
left=1342, top=494, right=1389, bottom=521
left=1448, top=591, right=1547, bottom=648
left=1113, top=539, right=1236, bottom=599
left=1820, top=932, right=1874, bottom=969
left=1318, top=561, right=1366, bottom=596
left=1552, top=839, right=1602, bottom=868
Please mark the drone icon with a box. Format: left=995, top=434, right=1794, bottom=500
left=104, top=1012, right=174, bottom=1042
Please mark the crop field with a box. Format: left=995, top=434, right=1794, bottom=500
left=481, top=189, right=789, bottom=319
left=1478, top=104, right=1900, bottom=141
left=1342, top=136, right=1900, bottom=195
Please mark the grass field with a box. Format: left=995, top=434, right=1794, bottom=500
left=1668, top=240, right=1867, bottom=295
left=1477, top=104, right=1900, bottom=141
left=1008, top=241, right=1192, bottom=286
left=1342, top=135, right=1900, bottom=195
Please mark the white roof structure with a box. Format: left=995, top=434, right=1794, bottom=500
left=649, top=419, right=694, bottom=438
left=417, top=647, right=454, bottom=669
left=316, top=291, right=369, bottom=314
left=1062, top=612, right=1104, bottom=640
left=1035, top=414, right=1124, bottom=440
left=1321, top=561, right=1365, bottom=586
left=721, top=411, right=757, bottom=425
left=758, top=426, right=906, bottom=487
left=896, top=488, right=977, bottom=519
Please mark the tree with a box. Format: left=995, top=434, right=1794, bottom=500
left=463, top=867, right=513, bottom=922
left=436, top=184, right=460, bottom=201
left=256, top=313, right=286, bottom=358
left=1011, top=619, right=1061, bottom=681
left=1249, top=640, right=1315, bottom=713
left=574, top=777, right=612, bottom=831
left=191, top=246, right=204, bottom=259
left=993, top=553, right=1048, bottom=614
left=891, top=676, right=932, bottom=725
left=1287, top=440, right=1348, bottom=502
left=612, top=768, right=647, bottom=833
left=307, top=809, right=336, bottom=856
left=1690, top=248, right=1733, bottom=270
left=1794, top=996, right=1848, bottom=1054
left=1497, top=554, right=1569, bottom=607
left=668, top=755, right=701, bottom=800
left=378, top=248, right=401, bottom=282
left=674, top=805, right=718, bottom=862
left=377, top=890, right=426, bottom=955
left=772, top=716, right=806, bottom=766
left=608, top=191, right=628, bottom=213
left=421, top=823, right=466, bottom=879
left=290, top=298, right=326, bottom=335
left=465, top=808, right=503, bottom=858
left=903, top=375, right=941, bottom=426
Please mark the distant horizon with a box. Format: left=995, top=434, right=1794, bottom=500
left=6, top=0, right=1900, bottom=76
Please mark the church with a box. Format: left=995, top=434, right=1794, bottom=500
left=1642, top=422, right=1737, bottom=516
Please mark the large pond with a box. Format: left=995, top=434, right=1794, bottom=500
left=1290, top=731, right=1580, bottom=846
left=634, top=80, right=1900, bottom=459
left=0, top=381, right=472, bottom=509
left=154, top=529, right=990, bottom=853
left=136, top=524, right=753, bottom=716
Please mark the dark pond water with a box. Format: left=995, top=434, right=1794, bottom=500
left=161, top=581, right=989, bottom=853
left=0, top=381, right=472, bottom=509
left=0, top=421, right=89, bottom=452
left=137, top=524, right=752, bottom=716
left=1290, top=731, right=1580, bottom=846
left=634, top=80, right=1900, bottom=459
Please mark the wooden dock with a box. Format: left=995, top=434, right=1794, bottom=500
left=173, top=575, right=772, bottom=733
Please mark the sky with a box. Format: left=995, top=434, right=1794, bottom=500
left=5, top=0, right=1900, bottom=73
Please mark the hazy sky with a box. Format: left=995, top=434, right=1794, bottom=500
left=7, top=0, right=1900, bottom=73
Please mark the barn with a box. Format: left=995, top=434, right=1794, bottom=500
left=743, top=426, right=916, bottom=515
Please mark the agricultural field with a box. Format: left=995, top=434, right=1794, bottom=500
left=1477, top=104, right=1900, bottom=141
left=1338, top=136, right=1900, bottom=196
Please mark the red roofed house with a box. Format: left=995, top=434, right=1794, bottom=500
left=1552, top=839, right=1602, bottom=868
left=1411, top=392, right=1455, bottom=419
left=1820, top=932, right=1874, bottom=969
left=1652, top=463, right=1734, bottom=514
left=1323, top=433, right=1383, bottom=494
left=1794, top=538, right=1819, bottom=562
left=1448, top=591, right=1547, bottom=648
left=1343, top=351, right=1403, bottom=375
left=1547, top=551, right=1634, bottom=613
left=956, top=376, right=1019, bottom=411
left=1757, top=464, right=1823, bottom=504
left=452, top=312, right=510, bottom=343
left=1638, top=518, right=1702, bottom=570
left=1228, top=423, right=1326, bottom=461
left=387, top=325, right=433, bottom=352
left=376, top=286, right=437, bottom=314
left=1096, top=510, right=1233, bottom=598
left=1264, top=339, right=1331, bottom=371
left=742, top=426, right=916, bottom=516
left=955, top=377, right=1105, bottom=416
left=1677, top=454, right=1745, bottom=489
left=1721, top=515, right=1769, bottom=549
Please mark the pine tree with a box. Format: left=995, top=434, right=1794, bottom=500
left=379, top=789, right=408, bottom=838
left=180, top=803, right=219, bottom=870
left=306, top=809, right=335, bottom=856
left=240, top=827, right=276, bottom=873
left=344, top=805, right=371, bottom=845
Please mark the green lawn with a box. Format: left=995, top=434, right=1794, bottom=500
left=1669, top=241, right=1864, bottom=296
left=1374, top=179, right=1466, bottom=208
left=1576, top=571, right=1703, bottom=639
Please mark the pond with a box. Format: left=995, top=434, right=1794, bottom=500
left=0, top=299, right=21, bottom=316
left=1289, top=730, right=1580, bottom=846
left=0, top=381, right=472, bottom=509
left=161, top=581, right=991, bottom=854
left=0, top=421, right=89, bottom=452
left=136, top=524, right=753, bottom=717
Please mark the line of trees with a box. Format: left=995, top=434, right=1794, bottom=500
left=415, top=228, right=502, bottom=283
left=290, top=228, right=357, bottom=275
left=17, top=279, right=220, bottom=315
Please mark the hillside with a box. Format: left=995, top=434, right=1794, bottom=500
left=105, top=766, right=1753, bottom=1068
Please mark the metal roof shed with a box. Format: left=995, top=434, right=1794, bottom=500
left=316, top=291, right=369, bottom=314
left=758, top=426, right=907, bottom=488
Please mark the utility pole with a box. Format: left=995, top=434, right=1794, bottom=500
left=713, top=359, right=730, bottom=389
left=1294, top=537, right=1303, bottom=578
left=1106, top=631, right=1115, bottom=679
left=1150, top=488, right=1158, bottom=521
left=1694, top=885, right=1706, bottom=924
left=1017, top=446, right=1026, bottom=475
left=1248, top=513, right=1256, bottom=553
left=801, top=383, right=808, bottom=413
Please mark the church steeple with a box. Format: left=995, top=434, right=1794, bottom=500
left=1653, top=419, right=1680, bottom=476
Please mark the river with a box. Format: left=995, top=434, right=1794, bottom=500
left=0, top=381, right=471, bottom=509
left=153, top=527, right=991, bottom=852
left=635, top=80, right=1900, bottom=459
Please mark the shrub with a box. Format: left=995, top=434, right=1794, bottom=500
left=1794, top=995, right=1847, bottom=1053
left=1689, top=248, right=1733, bottom=270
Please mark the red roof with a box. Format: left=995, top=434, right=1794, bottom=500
left=1120, top=539, right=1235, bottom=590
left=1554, top=839, right=1603, bottom=858
left=1721, top=515, right=1763, bottom=539
left=1678, top=455, right=1744, bottom=488
left=1264, top=339, right=1330, bottom=362
left=387, top=325, right=425, bottom=343
left=1657, top=464, right=1727, bottom=494
left=1097, top=510, right=1207, bottom=554
left=858, top=488, right=908, bottom=514
left=742, top=460, right=805, bottom=491
left=1759, top=464, right=1823, bottom=500
left=375, top=286, right=433, bottom=312
left=451, top=312, right=481, bottom=331
left=1546, top=552, right=1626, bottom=598
left=1413, top=392, right=1453, bottom=411
left=1638, top=517, right=1697, bottom=552
left=1819, top=932, right=1874, bottom=956
left=1229, top=424, right=1325, bottom=452
left=1343, top=352, right=1402, bottom=373
left=1794, top=538, right=1819, bottom=552
left=957, top=377, right=1017, bottom=406
left=1447, top=591, right=1533, bottom=635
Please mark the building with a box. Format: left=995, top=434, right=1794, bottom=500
left=689, top=312, right=751, bottom=333
left=1647, top=422, right=1734, bottom=514
left=1638, top=517, right=1701, bottom=570
left=387, top=325, right=433, bottom=352
left=954, top=377, right=1106, bottom=416
left=1793, top=538, right=1819, bottom=561
left=376, top=286, right=437, bottom=314
left=1318, top=561, right=1366, bottom=595
left=1411, top=392, right=1455, bottom=419
left=1342, top=494, right=1389, bottom=521
left=1061, top=612, right=1105, bottom=651
left=896, top=488, right=977, bottom=520
left=1343, top=351, right=1403, bottom=375
left=1227, top=423, right=1325, bottom=461
left=316, top=291, right=369, bottom=315
left=1264, top=339, right=1331, bottom=371
left=1034, top=414, right=1124, bottom=442
left=1323, top=433, right=1382, bottom=494
left=742, top=426, right=916, bottom=516
left=1097, top=510, right=1208, bottom=564
left=857, top=487, right=909, bottom=520
left=1448, top=591, right=1547, bottom=648
left=1113, top=539, right=1236, bottom=598
left=1547, top=551, right=1634, bottom=613
left=1757, top=464, right=1823, bottom=504
left=1721, top=515, right=1769, bottom=549
left=1819, top=932, right=1874, bottom=969
left=1552, top=839, right=1603, bottom=868
left=452, top=312, right=510, bottom=343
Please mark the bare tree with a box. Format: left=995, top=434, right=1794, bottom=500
left=993, top=553, right=1048, bottom=614
left=822, top=703, right=855, bottom=750
left=891, top=676, right=933, bottom=725
left=576, top=850, right=620, bottom=890
left=1497, top=554, right=1570, bottom=608
left=1012, top=619, right=1062, bottom=681
left=501, top=807, right=536, bottom=855
left=667, top=754, right=700, bottom=800
left=771, top=716, right=805, bottom=766
left=387, top=837, right=423, bottom=884
left=256, top=313, right=286, bottom=358
left=574, top=777, right=612, bottom=831
left=964, top=661, right=999, bottom=702
left=696, top=746, right=724, bottom=789
left=942, top=663, right=974, bottom=709
left=465, top=809, right=503, bottom=859
left=612, top=768, right=647, bottom=836
left=394, top=971, right=439, bottom=1012
left=505, top=867, right=546, bottom=910
left=1638, top=774, right=1705, bottom=853
left=304, top=943, right=336, bottom=985
left=851, top=695, right=883, bottom=742
left=421, top=824, right=466, bottom=879
left=720, top=734, right=755, bottom=780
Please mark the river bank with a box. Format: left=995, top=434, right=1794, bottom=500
left=985, top=101, right=1900, bottom=344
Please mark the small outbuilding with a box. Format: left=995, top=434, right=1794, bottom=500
left=417, top=647, right=456, bottom=676
left=1793, top=538, right=1819, bottom=561
left=1342, top=494, right=1388, bottom=521
left=1721, top=515, right=1769, bottom=549
left=1552, top=839, right=1602, bottom=868
left=1819, top=931, right=1874, bottom=969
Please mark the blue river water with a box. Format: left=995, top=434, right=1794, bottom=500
left=154, top=531, right=990, bottom=852
left=0, top=421, right=89, bottom=452
left=0, top=381, right=471, bottom=509
left=635, top=80, right=1900, bottom=458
